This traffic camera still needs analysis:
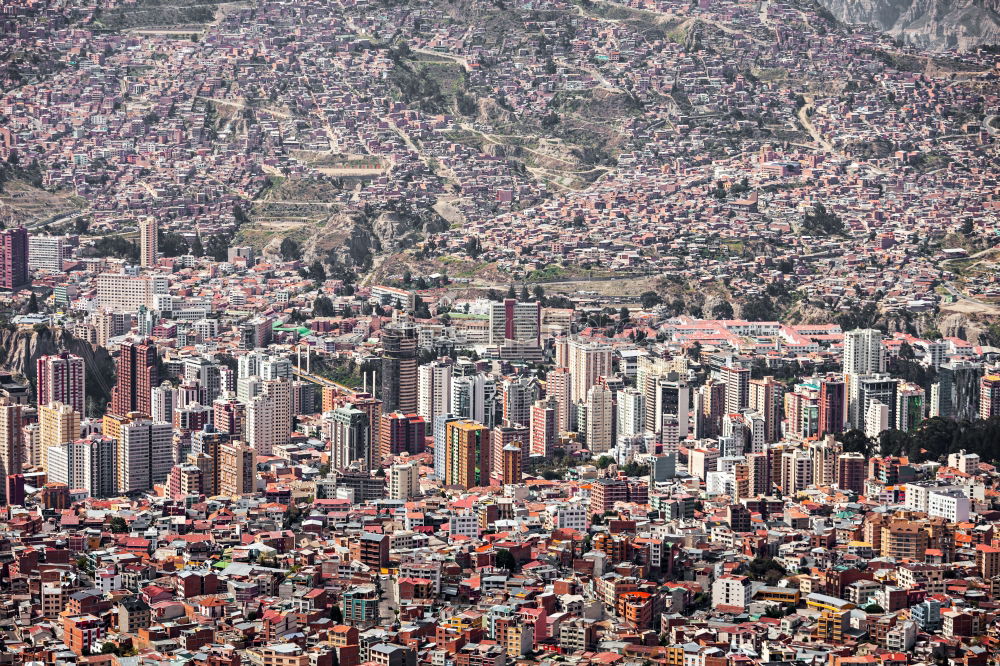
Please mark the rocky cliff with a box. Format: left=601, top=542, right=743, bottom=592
left=938, top=311, right=1000, bottom=345
left=265, top=205, right=448, bottom=271
left=818, top=0, right=1000, bottom=50
left=0, top=327, right=115, bottom=413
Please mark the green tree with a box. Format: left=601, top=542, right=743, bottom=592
left=280, top=237, right=300, bottom=260
left=711, top=301, right=735, bottom=319
left=741, top=294, right=777, bottom=321
left=747, top=557, right=786, bottom=583
left=801, top=202, right=846, bottom=236
left=640, top=291, right=662, bottom=309
left=879, top=429, right=913, bottom=457
left=414, top=296, right=431, bottom=319
left=309, top=260, right=327, bottom=283
left=495, top=549, right=517, bottom=572
left=621, top=461, right=649, bottom=477
left=313, top=295, right=335, bottom=317
left=206, top=234, right=231, bottom=262
left=79, top=236, right=139, bottom=262
left=158, top=230, right=189, bottom=257
left=109, top=517, right=129, bottom=533
left=836, top=429, right=874, bottom=456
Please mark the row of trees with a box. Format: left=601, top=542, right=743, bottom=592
left=837, top=416, right=1000, bottom=465
left=77, top=229, right=231, bottom=263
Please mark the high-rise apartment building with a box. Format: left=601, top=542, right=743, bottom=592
left=836, top=452, right=866, bottom=494
left=809, top=435, right=842, bottom=487
left=190, top=426, right=231, bottom=496
left=96, top=273, right=168, bottom=312
left=896, top=383, right=925, bottom=432
left=151, top=381, right=176, bottom=425
left=852, top=374, right=899, bottom=431
left=749, top=376, right=783, bottom=443
left=348, top=393, right=383, bottom=464
left=139, top=217, right=158, bottom=268
left=378, top=411, right=425, bottom=464
left=39, top=401, right=80, bottom=471
left=219, top=441, right=255, bottom=496
left=529, top=397, right=558, bottom=458
left=617, top=387, right=645, bottom=438
left=502, top=376, right=539, bottom=427
left=981, top=375, right=1000, bottom=420
left=445, top=420, right=490, bottom=489
left=817, top=376, right=846, bottom=436
left=37, top=352, right=86, bottom=415
left=433, top=412, right=459, bottom=481
left=780, top=448, right=813, bottom=494
left=246, top=379, right=292, bottom=456
left=746, top=452, right=771, bottom=497
left=721, top=365, right=750, bottom=415
left=501, top=445, right=523, bottom=485
left=932, top=361, right=983, bottom=421
left=329, top=406, right=370, bottom=471
left=213, top=394, right=246, bottom=438
left=47, top=436, right=116, bottom=498
left=700, top=378, right=727, bottom=438
left=489, top=299, right=541, bottom=345
left=654, top=376, right=690, bottom=440
left=491, top=421, right=528, bottom=483
left=381, top=325, right=417, bottom=413
left=546, top=367, right=572, bottom=434
left=585, top=384, right=614, bottom=455
left=117, top=420, right=173, bottom=493
left=0, top=398, right=23, bottom=503
left=451, top=373, right=496, bottom=428
left=28, top=234, right=67, bottom=272
left=184, top=357, right=223, bottom=403
left=0, top=226, right=29, bottom=290
left=843, top=328, right=885, bottom=375
left=568, top=338, right=612, bottom=403
left=110, top=339, right=158, bottom=417
left=388, top=462, right=419, bottom=501
left=417, top=361, right=452, bottom=426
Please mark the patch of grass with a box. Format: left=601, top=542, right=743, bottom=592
left=527, top=265, right=569, bottom=282
left=232, top=221, right=312, bottom=252
left=388, top=55, right=467, bottom=114
left=444, top=130, right=487, bottom=151
left=910, top=151, right=952, bottom=172
left=449, top=261, right=494, bottom=278
left=946, top=257, right=976, bottom=275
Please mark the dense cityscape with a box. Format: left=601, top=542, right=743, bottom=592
left=2, top=0, right=1000, bottom=664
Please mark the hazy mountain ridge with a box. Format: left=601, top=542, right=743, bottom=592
left=818, top=0, right=1000, bottom=49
